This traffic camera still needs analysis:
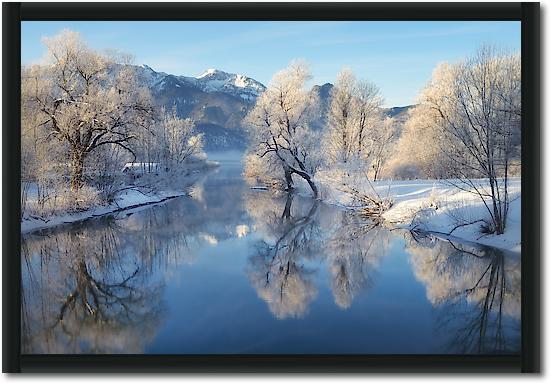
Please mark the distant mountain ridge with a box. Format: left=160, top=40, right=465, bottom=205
left=384, top=105, right=413, bottom=121
left=139, top=65, right=266, bottom=102
left=134, top=65, right=266, bottom=150
left=134, top=64, right=412, bottom=151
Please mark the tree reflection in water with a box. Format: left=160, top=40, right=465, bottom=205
left=246, top=193, right=321, bottom=319
left=326, top=214, right=389, bottom=309
left=21, top=199, right=204, bottom=354
left=22, top=220, right=162, bottom=353
left=21, top=184, right=521, bottom=355
left=245, top=190, right=520, bottom=354
left=406, top=233, right=520, bottom=353
left=245, top=191, right=389, bottom=317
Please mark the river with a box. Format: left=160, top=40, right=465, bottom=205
left=21, top=153, right=521, bottom=354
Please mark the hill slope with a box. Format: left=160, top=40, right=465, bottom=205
left=135, top=65, right=413, bottom=150
left=135, top=65, right=266, bottom=151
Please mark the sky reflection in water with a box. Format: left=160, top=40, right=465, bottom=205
left=21, top=157, right=520, bottom=354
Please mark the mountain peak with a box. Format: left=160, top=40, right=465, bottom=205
left=197, top=68, right=225, bottom=78
left=136, top=64, right=266, bottom=102
left=193, top=68, right=266, bottom=100
left=141, top=64, right=157, bottom=73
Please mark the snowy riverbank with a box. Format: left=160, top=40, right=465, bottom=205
left=314, top=176, right=521, bottom=253
left=21, top=189, right=185, bottom=234
left=21, top=161, right=219, bottom=234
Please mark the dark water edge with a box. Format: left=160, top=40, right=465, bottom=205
left=21, top=155, right=521, bottom=355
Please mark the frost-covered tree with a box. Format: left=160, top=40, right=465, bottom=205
left=315, top=69, right=392, bottom=215
left=369, top=116, right=398, bottom=181
left=386, top=104, right=449, bottom=179
left=244, top=61, right=320, bottom=197
left=419, top=47, right=521, bottom=234
left=354, top=79, right=384, bottom=156
left=21, top=30, right=154, bottom=191
left=154, top=106, right=204, bottom=169
left=325, top=69, right=357, bottom=164
left=21, top=90, right=64, bottom=215
left=323, top=69, right=383, bottom=166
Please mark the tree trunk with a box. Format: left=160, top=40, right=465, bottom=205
left=373, top=160, right=381, bottom=182
left=284, top=167, right=294, bottom=192
left=304, top=175, right=318, bottom=198
left=70, top=150, right=86, bottom=191
left=282, top=193, right=294, bottom=220
left=291, top=168, right=318, bottom=199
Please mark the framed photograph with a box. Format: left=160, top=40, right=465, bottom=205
left=3, top=2, right=540, bottom=373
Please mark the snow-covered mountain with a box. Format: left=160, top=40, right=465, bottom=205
left=138, top=65, right=265, bottom=103
left=133, top=65, right=267, bottom=150
left=133, top=64, right=412, bottom=151
left=195, top=68, right=266, bottom=101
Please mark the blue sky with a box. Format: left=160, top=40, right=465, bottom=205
left=22, top=21, right=520, bottom=107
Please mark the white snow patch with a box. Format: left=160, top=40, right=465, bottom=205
left=314, top=174, right=521, bottom=253
left=197, top=68, right=217, bottom=78
left=235, top=224, right=250, bottom=238
left=21, top=161, right=220, bottom=234
left=234, top=74, right=247, bottom=88
left=21, top=189, right=186, bottom=234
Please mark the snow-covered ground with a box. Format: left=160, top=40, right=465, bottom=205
left=21, top=160, right=219, bottom=234
left=314, top=175, right=521, bottom=253
left=21, top=189, right=186, bottom=234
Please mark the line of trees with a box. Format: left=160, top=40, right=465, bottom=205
left=244, top=62, right=397, bottom=199
left=244, top=47, right=521, bottom=234
left=390, top=47, right=521, bottom=234
left=21, top=30, right=204, bottom=216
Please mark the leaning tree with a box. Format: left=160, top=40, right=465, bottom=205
left=245, top=61, right=320, bottom=197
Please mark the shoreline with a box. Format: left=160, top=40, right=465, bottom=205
left=21, top=191, right=188, bottom=235
left=21, top=160, right=220, bottom=235
left=297, top=177, right=522, bottom=254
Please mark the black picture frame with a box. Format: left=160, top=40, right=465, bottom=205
left=2, top=2, right=540, bottom=373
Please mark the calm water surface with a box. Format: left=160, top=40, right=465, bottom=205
left=21, top=154, right=521, bottom=354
